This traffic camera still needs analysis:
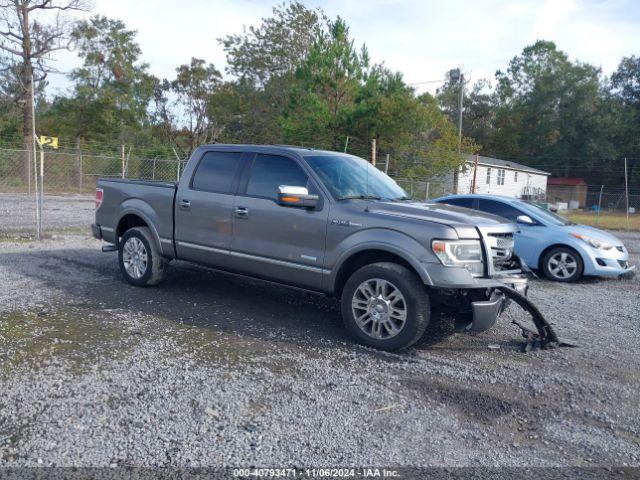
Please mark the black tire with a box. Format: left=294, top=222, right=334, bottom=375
left=341, top=262, right=430, bottom=351
left=541, top=246, right=583, bottom=282
left=118, top=227, right=167, bottom=286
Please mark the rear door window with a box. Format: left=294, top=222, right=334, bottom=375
left=477, top=199, right=524, bottom=222
left=191, top=151, right=242, bottom=193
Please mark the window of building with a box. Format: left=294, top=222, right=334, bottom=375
left=514, top=171, right=518, bottom=182
left=486, top=167, right=491, bottom=184
left=497, top=169, right=506, bottom=186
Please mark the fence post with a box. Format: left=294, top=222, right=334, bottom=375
left=38, top=146, right=44, bottom=238
left=384, top=154, right=389, bottom=174
left=152, top=158, right=156, bottom=180
left=425, top=182, right=430, bottom=200
left=624, top=157, right=630, bottom=231
left=172, top=147, right=181, bottom=181
left=596, top=185, right=603, bottom=226
left=121, top=144, right=126, bottom=179
left=371, top=138, right=377, bottom=166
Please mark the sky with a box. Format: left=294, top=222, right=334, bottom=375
left=46, top=0, right=640, bottom=95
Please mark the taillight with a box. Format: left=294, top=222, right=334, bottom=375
left=95, top=188, right=104, bottom=209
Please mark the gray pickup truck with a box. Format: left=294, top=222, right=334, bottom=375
left=93, top=144, right=539, bottom=351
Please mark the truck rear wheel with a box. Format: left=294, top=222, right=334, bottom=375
left=118, top=227, right=167, bottom=287
left=341, top=262, right=430, bottom=351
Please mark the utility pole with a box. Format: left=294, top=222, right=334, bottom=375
left=449, top=68, right=464, bottom=193
left=457, top=74, right=464, bottom=153
left=31, top=70, right=40, bottom=239
left=344, top=136, right=350, bottom=153
left=384, top=154, right=390, bottom=174
left=470, top=154, right=479, bottom=193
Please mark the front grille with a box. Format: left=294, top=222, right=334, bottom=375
left=486, top=232, right=515, bottom=264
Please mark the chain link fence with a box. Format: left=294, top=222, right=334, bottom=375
left=1, top=146, right=638, bottom=237
left=0, top=147, right=187, bottom=237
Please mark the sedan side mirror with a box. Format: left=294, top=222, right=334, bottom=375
left=516, top=214, right=534, bottom=225
left=278, top=185, right=319, bottom=209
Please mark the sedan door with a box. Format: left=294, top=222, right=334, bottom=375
left=476, top=199, right=541, bottom=267
left=231, top=153, right=329, bottom=290
left=174, top=150, right=246, bottom=268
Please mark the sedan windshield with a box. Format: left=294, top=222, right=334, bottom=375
left=521, top=201, right=574, bottom=226
left=304, top=154, right=408, bottom=201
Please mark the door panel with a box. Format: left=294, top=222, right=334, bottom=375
left=476, top=199, right=541, bottom=266
left=174, top=151, right=244, bottom=267
left=231, top=154, right=329, bottom=289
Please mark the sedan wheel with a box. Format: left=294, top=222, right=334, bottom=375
left=542, top=247, right=583, bottom=282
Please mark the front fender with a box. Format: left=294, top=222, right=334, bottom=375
left=325, top=228, right=436, bottom=292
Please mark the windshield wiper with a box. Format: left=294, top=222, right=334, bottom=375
left=390, top=196, right=412, bottom=202
left=338, top=194, right=382, bottom=201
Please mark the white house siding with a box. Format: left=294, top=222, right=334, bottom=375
left=455, top=162, right=548, bottom=198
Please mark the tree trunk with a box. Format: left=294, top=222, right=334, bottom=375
left=20, top=3, right=34, bottom=187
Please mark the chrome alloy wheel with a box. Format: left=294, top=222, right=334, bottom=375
left=548, top=251, right=578, bottom=280
left=122, top=237, right=148, bottom=279
left=351, top=278, right=407, bottom=340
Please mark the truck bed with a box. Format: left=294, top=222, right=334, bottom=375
left=95, top=177, right=177, bottom=250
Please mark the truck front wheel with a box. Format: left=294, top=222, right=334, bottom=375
left=118, top=227, right=167, bottom=287
left=341, top=262, right=430, bottom=351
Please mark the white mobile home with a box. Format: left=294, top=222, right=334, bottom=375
left=455, top=154, right=550, bottom=198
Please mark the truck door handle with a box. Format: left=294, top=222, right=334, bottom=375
left=180, top=199, right=191, bottom=209
left=235, top=206, right=249, bottom=218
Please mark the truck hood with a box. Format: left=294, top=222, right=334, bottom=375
left=368, top=200, right=514, bottom=238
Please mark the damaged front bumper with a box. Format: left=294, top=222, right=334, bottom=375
left=462, top=273, right=528, bottom=333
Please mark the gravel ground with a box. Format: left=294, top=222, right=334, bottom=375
left=0, top=231, right=638, bottom=468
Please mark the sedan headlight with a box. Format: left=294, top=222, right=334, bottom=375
left=570, top=233, right=613, bottom=250
left=432, top=239, right=484, bottom=276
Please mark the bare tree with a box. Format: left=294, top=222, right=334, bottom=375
left=0, top=0, right=89, bottom=182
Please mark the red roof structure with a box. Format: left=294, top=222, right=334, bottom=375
left=547, top=177, right=587, bottom=186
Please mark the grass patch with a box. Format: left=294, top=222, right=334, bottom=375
left=565, top=212, right=639, bottom=231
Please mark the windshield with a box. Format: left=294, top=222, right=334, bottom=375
left=521, top=201, right=573, bottom=226
left=304, top=154, right=408, bottom=200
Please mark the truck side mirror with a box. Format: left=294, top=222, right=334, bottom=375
left=278, top=186, right=319, bottom=209
left=516, top=215, right=534, bottom=225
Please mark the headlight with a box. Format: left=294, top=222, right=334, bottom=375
left=432, top=239, right=484, bottom=276
left=570, top=233, right=613, bottom=250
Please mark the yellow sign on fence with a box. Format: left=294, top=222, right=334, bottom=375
left=39, top=136, right=59, bottom=149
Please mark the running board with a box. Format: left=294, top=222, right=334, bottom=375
left=101, top=244, right=118, bottom=253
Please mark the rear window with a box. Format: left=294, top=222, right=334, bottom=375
left=191, top=151, right=242, bottom=193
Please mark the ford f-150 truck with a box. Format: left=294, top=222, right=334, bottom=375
left=93, top=144, right=539, bottom=351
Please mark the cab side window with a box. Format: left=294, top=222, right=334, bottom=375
left=477, top=199, right=523, bottom=222
left=444, top=197, right=474, bottom=208
left=245, top=154, right=313, bottom=201
left=191, top=151, right=242, bottom=193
